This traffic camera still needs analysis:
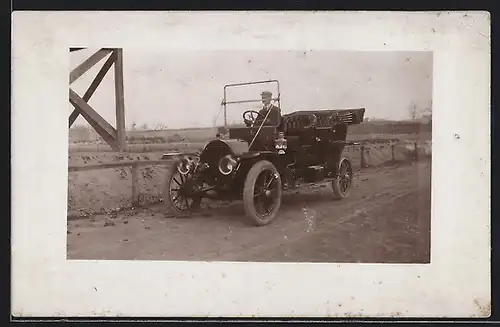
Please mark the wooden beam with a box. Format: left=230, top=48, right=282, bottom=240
left=69, top=98, right=120, bottom=151
left=114, top=48, right=126, bottom=151
left=69, top=89, right=117, bottom=139
left=69, top=51, right=117, bottom=127
left=69, top=48, right=113, bottom=84
left=69, top=102, right=120, bottom=151
left=69, top=89, right=120, bottom=149
left=69, top=47, right=86, bottom=52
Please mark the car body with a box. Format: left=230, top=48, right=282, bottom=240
left=162, top=80, right=365, bottom=226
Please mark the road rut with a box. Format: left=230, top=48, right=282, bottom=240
left=67, top=159, right=431, bottom=263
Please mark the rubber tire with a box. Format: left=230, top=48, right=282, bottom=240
left=332, top=157, right=353, bottom=200
left=243, top=160, right=283, bottom=226
left=162, top=160, right=202, bottom=217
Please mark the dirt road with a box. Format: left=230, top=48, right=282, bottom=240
left=67, top=159, right=431, bottom=263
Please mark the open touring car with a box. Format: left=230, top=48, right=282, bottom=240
left=162, top=80, right=365, bottom=226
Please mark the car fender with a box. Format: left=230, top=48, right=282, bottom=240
left=233, top=151, right=281, bottom=180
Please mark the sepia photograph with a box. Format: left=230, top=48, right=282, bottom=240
left=67, top=49, right=433, bottom=263
left=12, top=11, right=490, bottom=318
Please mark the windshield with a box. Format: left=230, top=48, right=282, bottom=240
left=220, top=80, right=281, bottom=128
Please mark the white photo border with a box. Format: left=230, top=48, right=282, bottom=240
left=11, top=11, right=491, bottom=318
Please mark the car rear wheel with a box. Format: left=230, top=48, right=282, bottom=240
left=162, top=160, right=202, bottom=217
left=332, top=157, right=353, bottom=199
left=243, top=160, right=283, bottom=226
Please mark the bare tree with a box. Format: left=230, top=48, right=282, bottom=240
left=408, top=101, right=418, bottom=120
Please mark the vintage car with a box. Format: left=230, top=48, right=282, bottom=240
left=162, top=80, right=365, bottom=226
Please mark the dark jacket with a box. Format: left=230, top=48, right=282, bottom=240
left=255, top=105, right=282, bottom=126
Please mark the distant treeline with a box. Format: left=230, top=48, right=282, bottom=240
left=125, top=134, right=184, bottom=144
left=70, top=120, right=431, bottom=144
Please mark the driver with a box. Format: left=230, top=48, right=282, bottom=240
left=254, top=91, right=282, bottom=126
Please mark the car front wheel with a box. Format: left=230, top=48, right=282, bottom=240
left=243, top=160, right=283, bottom=226
left=162, top=159, right=202, bottom=217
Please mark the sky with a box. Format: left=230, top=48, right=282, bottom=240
left=70, top=49, right=433, bottom=129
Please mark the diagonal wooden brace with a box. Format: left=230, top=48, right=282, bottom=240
left=69, top=48, right=114, bottom=84
left=69, top=89, right=120, bottom=151
left=69, top=47, right=86, bottom=52
left=68, top=51, right=117, bottom=127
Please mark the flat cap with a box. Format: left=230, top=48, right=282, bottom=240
left=261, top=91, right=272, bottom=98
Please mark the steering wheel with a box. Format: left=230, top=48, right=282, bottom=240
left=243, top=110, right=266, bottom=127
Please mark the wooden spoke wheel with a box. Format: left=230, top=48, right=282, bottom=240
left=332, top=157, right=353, bottom=199
left=162, top=160, right=202, bottom=217
left=243, top=160, right=283, bottom=226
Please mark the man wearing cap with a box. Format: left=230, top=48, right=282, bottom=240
left=254, top=91, right=282, bottom=126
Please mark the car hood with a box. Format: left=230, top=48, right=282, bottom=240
left=221, top=139, right=249, bottom=156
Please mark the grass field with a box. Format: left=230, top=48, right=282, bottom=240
left=69, top=120, right=432, bottom=153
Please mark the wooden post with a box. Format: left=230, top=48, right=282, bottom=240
left=360, top=143, right=365, bottom=168
left=391, top=143, right=395, bottom=162
left=114, top=49, right=126, bottom=152
left=131, top=163, right=140, bottom=207
left=414, top=142, right=418, bottom=160
left=69, top=89, right=120, bottom=150
left=69, top=48, right=127, bottom=152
